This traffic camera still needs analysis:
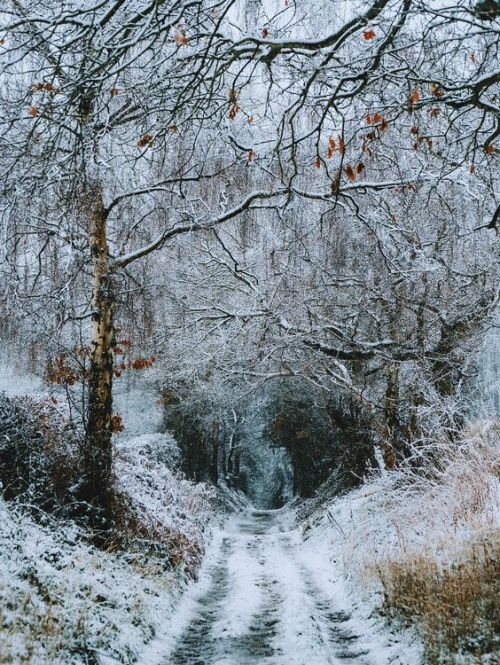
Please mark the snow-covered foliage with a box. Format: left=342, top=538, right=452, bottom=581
left=0, top=1, right=498, bottom=661
left=0, top=373, right=217, bottom=664
left=0, top=392, right=80, bottom=511
left=0, top=496, right=180, bottom=665
left=114, top=433, right=214, bottom=571
left=0, top=428, right=216, bottom=665
left=302, top=419, right=500, bottom=662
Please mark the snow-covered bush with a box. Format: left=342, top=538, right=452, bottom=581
left=0, top=496, right=179, bottom=665
left=319, top=420, right=500, bottom=664
left=112, top=433, right=215, bottom=575
left=0, top=393, right=80, bottom=514
left=118, top=432, right=181, bottom=469
left=0, top=430, right=216, bottom=664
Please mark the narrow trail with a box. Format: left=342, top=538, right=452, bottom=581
left=164, top=510, right=386, bottom=665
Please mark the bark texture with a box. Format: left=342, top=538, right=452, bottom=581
left=82, top=185, right=114, bottom=518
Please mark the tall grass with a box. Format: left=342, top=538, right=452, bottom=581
left=378, top=535, right=499, bottom=663
left=342, top=420, right=500, bottom=663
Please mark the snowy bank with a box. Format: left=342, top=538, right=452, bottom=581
left=0, top=376, right=217, bottom=665
left=302, top=420, right=500, bottom=664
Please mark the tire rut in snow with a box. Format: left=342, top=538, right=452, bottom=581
left=231, top=574, right=283, bottom=660
left=168, top=537, right=233, bottom=665
left=167, top=509, right=374, bottom=665
left=297, top=563, right=371, bottom=663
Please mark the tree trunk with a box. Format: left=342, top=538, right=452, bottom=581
left=385, top=362, right=400, bottom=435
left=82, top=186, right=114, bottom=519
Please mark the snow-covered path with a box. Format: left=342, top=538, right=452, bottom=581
left=156, top=509, right=405, bottom=665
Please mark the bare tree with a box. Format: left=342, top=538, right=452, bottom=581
left=0, top=0, right=498, bottom=509
left=0, top=0, right=285, bottom=518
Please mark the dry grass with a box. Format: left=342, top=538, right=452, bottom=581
left=340, top=420, right=500, bottom=663
left=378, top=534, right=499, bottom=663
left=108, top=486, right=204, bottom=577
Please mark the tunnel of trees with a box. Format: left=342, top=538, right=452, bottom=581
left=0, top=0, right=497, bottom=517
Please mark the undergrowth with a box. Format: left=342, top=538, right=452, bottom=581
left=379, top=535, right=499, bottom=663
left=0, top=393, right=215, bottom=664
left=337, top=419, right=500, bottom=664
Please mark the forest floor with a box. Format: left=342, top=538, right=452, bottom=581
left=1, top=367, right=497, bottom=665
left=138, top=508, right=419, bottom=665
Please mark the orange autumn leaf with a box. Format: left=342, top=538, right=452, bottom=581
left=372, top=112, right=382, bottom=124
left=331, top=176, right=340, bottom=195
left=314, top=156, right=321, bottom=169
left=247, top=149, right=256, bottom=162
left=137, top=133, right=153, bottom=148
left=469, top=164, right=476, bottom=174
left=409, top=88, right=421, bottom=104
left=228, top=103, right=240, bottom=120
left=262, top=27, right=269, bottom=38
left=363, top=28, right=376, bottom=41
left=356, top=162, right=365, bottom=174
left=111, top=414, right=124, bottom=433
left=228, top=89, right=240, bottom=120
left=431, top=83, right=443, bottom=98
left=485, top=144, right=496, bottom=155
left=338, top=135, right=345, bottom=155
left=29, top=105, right=39, bottom=117
left=326, top=137, right=336, bottom=158
left=345, top=165, right=356, bottom=182
left=247, top=115, right=254, bottom=124
left=380, top=118, right=388, bottom=132
left=429, top=107, right=440, bottom=118
left=173, top=27, right=188, bottom=45
left=366, top=114, right=372, bottom=125
left=129, top=356, right=156, bottom=370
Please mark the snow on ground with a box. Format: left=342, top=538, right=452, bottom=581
left=138, top=509, right=421, bottom=665
left=0, top=367, right=218, bottom=665
left=310, top=420, right=500, bottom=579
left=0, top=496, right=182, bottom=665
left=2, top=361, right=497, bottom=664
left=138, top=421, right=499, bottom=665
left=298, top=420, right=500, bottom=663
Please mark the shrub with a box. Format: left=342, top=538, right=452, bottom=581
left=379, top=535, right=500, bottom=663
left=0, top=393, right=80, bottom=514
left=351, top=421, right=500, bottom=664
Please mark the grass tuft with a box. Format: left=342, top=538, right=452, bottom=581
left=377, top=532, right=499, bottom=662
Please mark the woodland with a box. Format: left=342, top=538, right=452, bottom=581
left=0, top=2, right=499, bottom=664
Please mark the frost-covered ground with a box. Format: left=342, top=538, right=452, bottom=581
left=300, top=421, right=500, bottom=664
left=0, top=495, right=180, bottom=665
left=138, top=508, right=420, bottom=665
left=1, top=363, right=498, bottom=664
left=0, top=368, right=217, bottom=665
left=0, top=451, right=215, bottom=664
left=311, top=420, right=499, bottom=584
left=139, top=421, right=498, bottom=665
